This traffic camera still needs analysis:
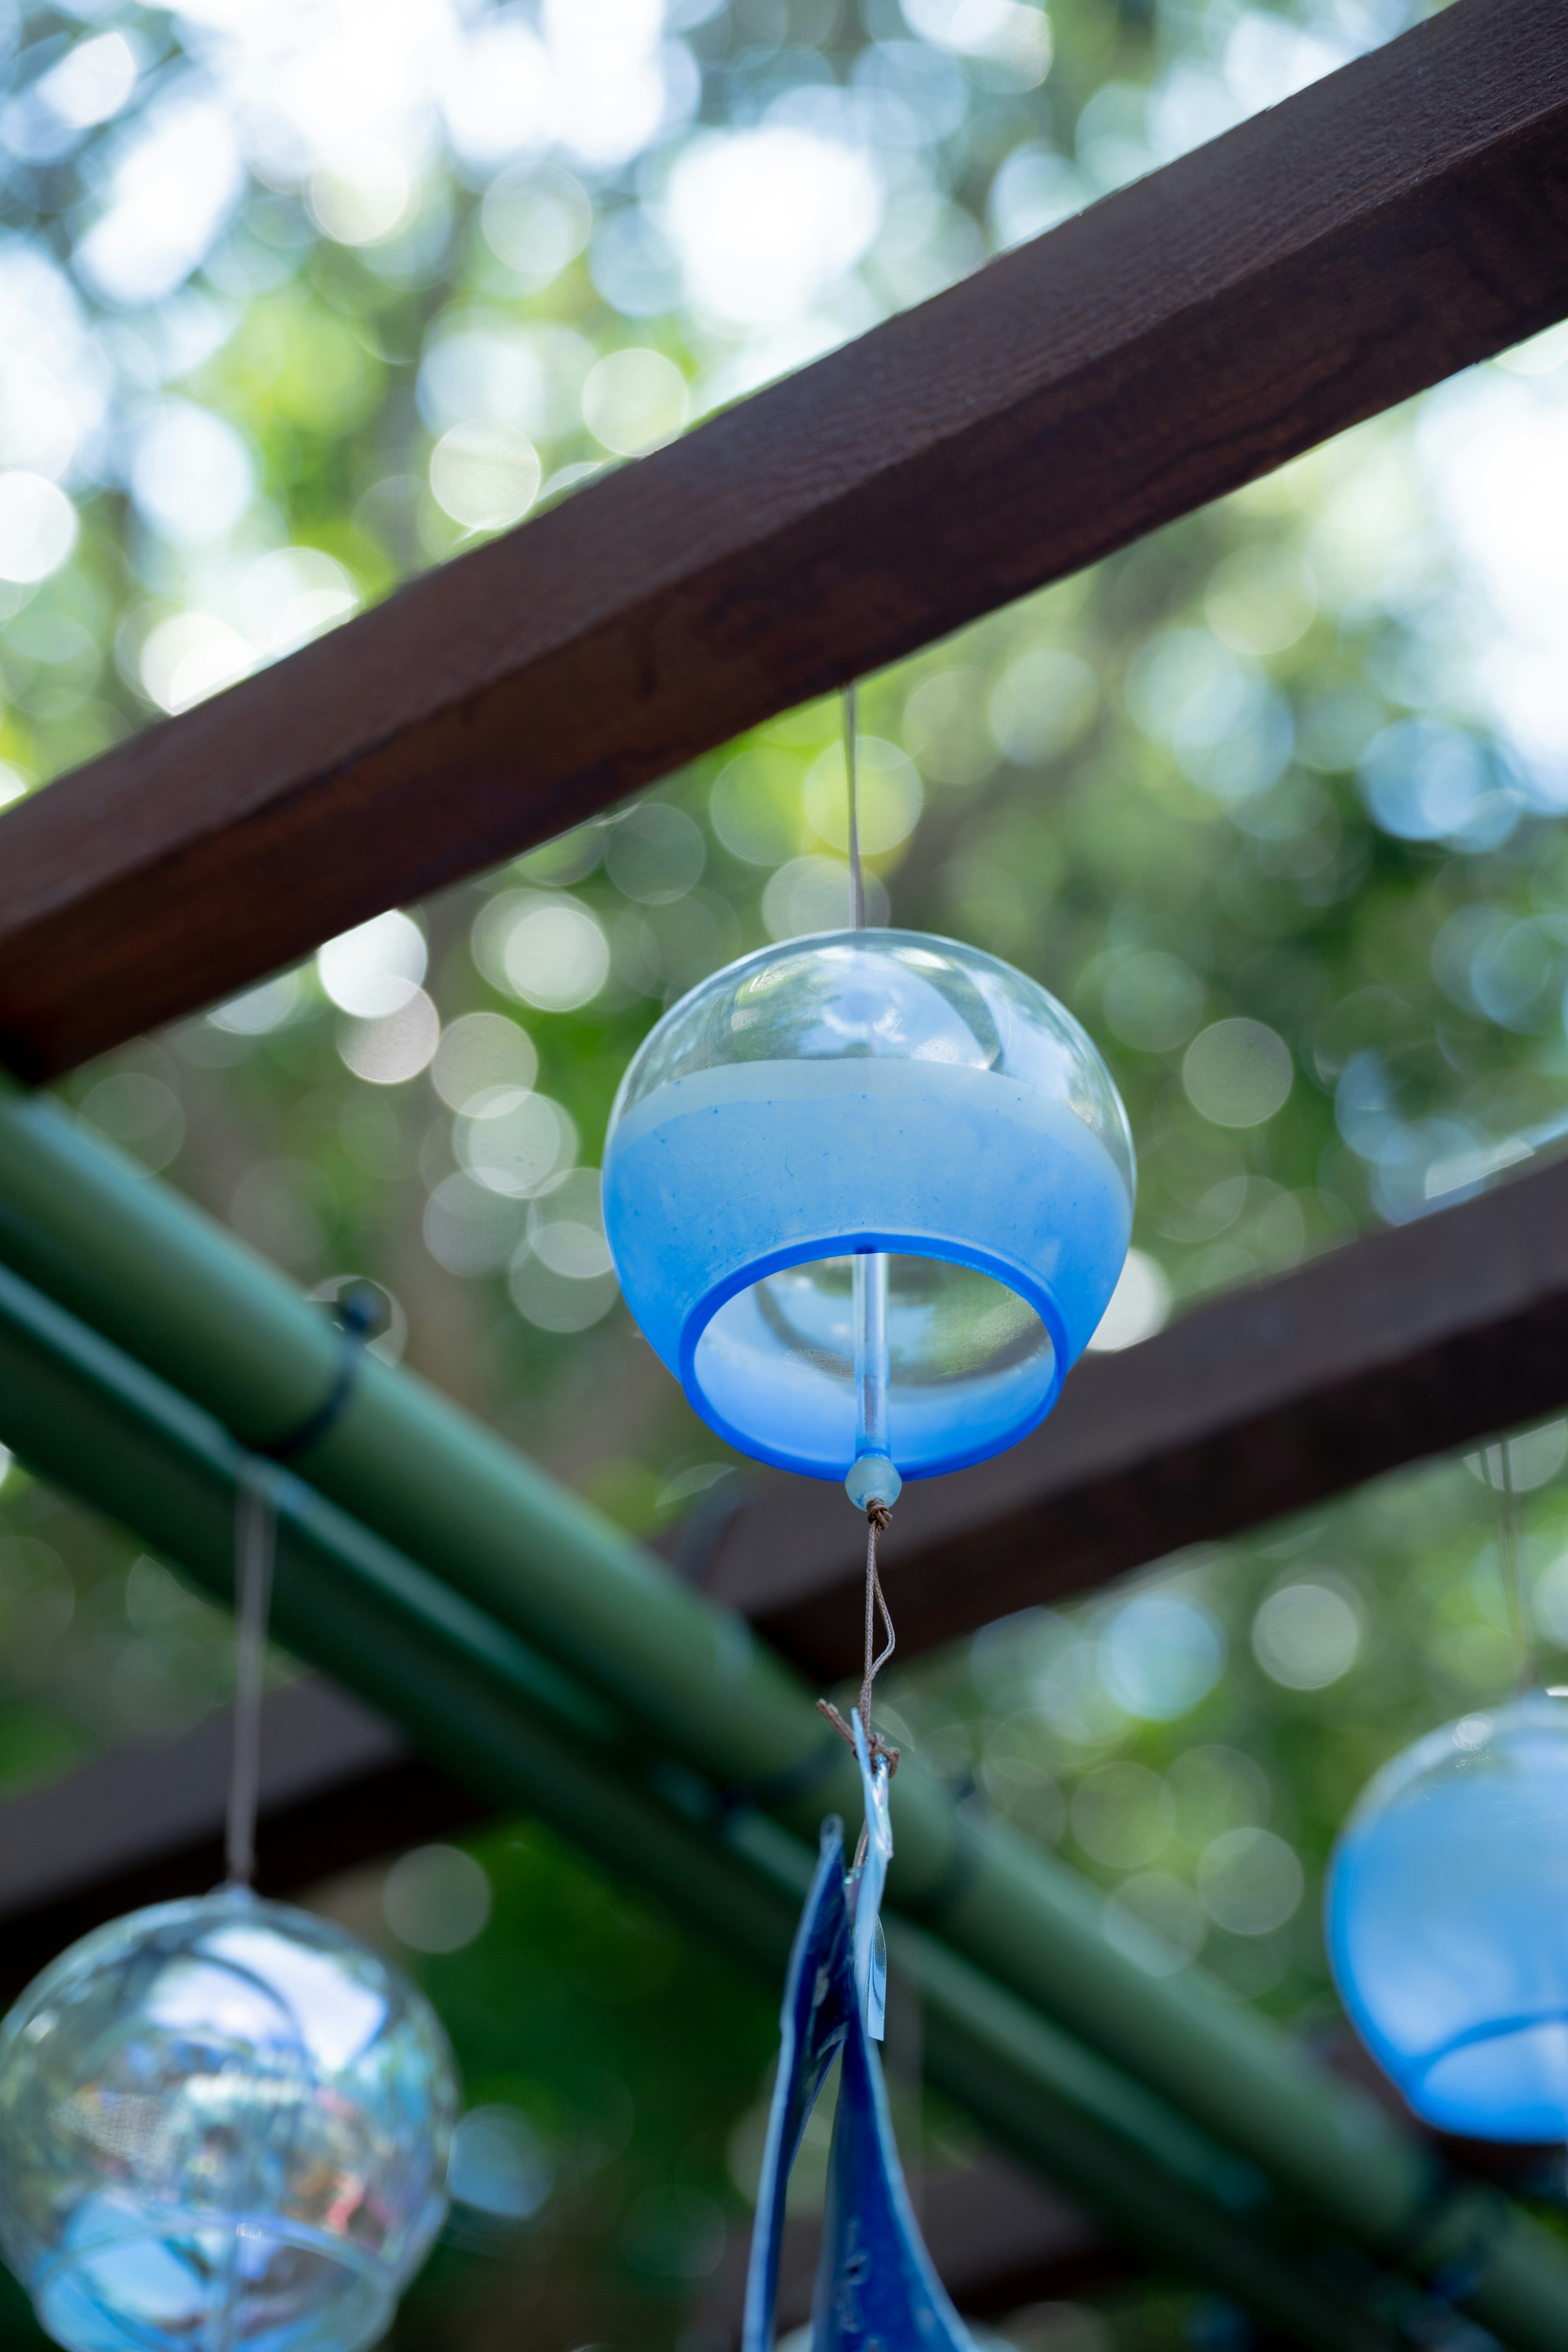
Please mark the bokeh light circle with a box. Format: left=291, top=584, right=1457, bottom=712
left=0, top=470, right=77, bottom=582
left=1182, top=1018, right=1293, bottom=1127
left=581, top=349, right=687, bottom=456
left=429, top=425, right=540, bottom=531
left=1198, top=1827, right=1303, bottom=1935
left=1252, top=1581, right=1361, bottom=1690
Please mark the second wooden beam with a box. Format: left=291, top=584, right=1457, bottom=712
left=710, top=1152, right=1568, bottom=1677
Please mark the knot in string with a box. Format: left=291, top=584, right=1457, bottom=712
left=818, top=1495, right=899, bottom=1776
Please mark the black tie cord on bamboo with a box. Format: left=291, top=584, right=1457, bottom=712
left=260, top=1279, right=383, bottom=1462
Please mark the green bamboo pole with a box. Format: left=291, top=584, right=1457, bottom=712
left=0, top=1085, right=1561, bottom=2348
left=0, top=1253, right=1410, bottom=2352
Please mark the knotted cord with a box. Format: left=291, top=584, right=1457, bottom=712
left=225, top=1458, right=280, bottom=1889
left=860, top=1501, right=896, bottom=1726
left=818, top=1502, right=900, bottom=1775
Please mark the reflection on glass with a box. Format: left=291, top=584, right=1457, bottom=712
left=755, top=1255, right=1047, bottom=1392
left=0, top=1891, right=458, bottom=2352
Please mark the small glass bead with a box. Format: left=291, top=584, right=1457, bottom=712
left=846, top=1454, right=902, bottom=1511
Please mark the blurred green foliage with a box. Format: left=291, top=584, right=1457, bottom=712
left=3, top=0, right=1568, bottom=2338
left=384, top=1821, right=776, bottom=2352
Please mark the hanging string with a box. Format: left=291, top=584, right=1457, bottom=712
left=225, top=1458, right=280, bottom=1891
left=820, top=1450, right=901, bottom=1767
left=818, top=1502, right=898, bottom=1753
left=820, top=679, right=899, bottom=1773
left=1483, top=1437, right=1534, bottom=1695
left=858, top=1504, right=896, bottom=1731
left=846, top=679, right=865, bottom=931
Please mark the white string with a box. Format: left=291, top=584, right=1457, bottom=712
left=859, top=1510, right=895, bottom=1739
left=225, top=1459, right=279, bottom=1890
left=837, top=678, right=898, bottom=1767
left=845, top=682, right=864, bottom=931
left=1485, top=1437, right=1533, bottom=1693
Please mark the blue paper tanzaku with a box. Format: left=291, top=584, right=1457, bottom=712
left=744, top=1721, right=975, bottom=2352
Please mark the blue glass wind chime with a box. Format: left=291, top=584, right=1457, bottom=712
left=604, top=689, right=1137, bottom=2347
left=1326, top=1438, right=1568, bottom=2147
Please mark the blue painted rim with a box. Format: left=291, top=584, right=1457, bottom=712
left=1326, top=1843, right=1568, bottom=2144
left=675, top=1228, right=1070, bottom=1481
left=1408, top=2012, right=1568, bottom=2145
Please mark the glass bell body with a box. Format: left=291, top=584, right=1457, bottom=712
left=602, top=930, right=1134, bottom=1481
left=1326, top=1694, right=1568, bottom=2140
left=0, top=1889, right=459, bottom=2352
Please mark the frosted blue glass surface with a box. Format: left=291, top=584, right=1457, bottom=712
left=0, top=1890, right=459, bottom=2352
left=1326, top=1695, right=1568, bottom=2140
left=603, top=932, right=1134, bottom=1479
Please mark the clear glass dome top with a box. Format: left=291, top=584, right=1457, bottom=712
left=0, top=1890, right=459, bottom=2352
left=613, top=930, right=1134, bottom=1189
left=1327, top=1694, right=1568, bottom=2141
left=603, top=931, right=1134, bottom=1482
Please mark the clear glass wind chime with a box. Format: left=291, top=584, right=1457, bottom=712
left=603, top=691, right=1136, bottom=2346
left=0, top=1463, right=459, bottom=2352
left=1327, top=1437, right=1568, bottom=2146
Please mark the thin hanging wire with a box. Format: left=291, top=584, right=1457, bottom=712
left=815, top=684, right=900, bottom=1774
left=820, top=1521, right=900, bottom=1786
left=1484, top=1436, right=1535, bottom=1695
left=845, top=679, right=894, bottom=1733
left=858, top=1505, right=896, bottom=1734
left=225, top=1458, right=279, bottom=1890
left=845, top=679, right=864, bottom=931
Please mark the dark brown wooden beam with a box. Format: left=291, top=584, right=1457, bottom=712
left=0, top=0, right=1565, bottom=1076
left=705, top=1150, right=1568, bottom=1680
left=0, top=1680, right=483, bottom=2004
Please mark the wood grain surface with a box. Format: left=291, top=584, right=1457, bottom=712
left=0, top=0, right=1565, bottom=1075
left=707, top=1150, right=1568, bottom=1679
